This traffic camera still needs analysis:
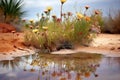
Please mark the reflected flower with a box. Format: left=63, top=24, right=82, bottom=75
left=52, top=71, right=57, bottom=77
left=23, top=69, right=27, bottom=71
left=76, top=73, right=82, bottom=80
left=67, top=73, right=71, bottom=79
left=60, top=77, right=66, bottom=80
left=95, top=74, right=98, bottom=77
left=85, top=72, right=90, bottom=78
left=42, top=71, right=45, bottom=76
left=31, top=60, right=39, bottom=66
left=45, top=70, right=48, bottom=72
left=57, top=72, right=62, bottom=76
left=43, top=63, right=48, bottom=67
left=30, top=68, right=35, bottom=72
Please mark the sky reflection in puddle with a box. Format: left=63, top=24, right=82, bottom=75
left=0, top=53, right=120, bottom=80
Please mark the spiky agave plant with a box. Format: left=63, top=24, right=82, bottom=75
left=0, top=0, right=26, bottom=23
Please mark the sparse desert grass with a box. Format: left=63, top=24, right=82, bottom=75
left=102, top=10, right=120, bottom=34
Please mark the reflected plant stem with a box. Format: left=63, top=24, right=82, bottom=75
left=38, top=69, right=40, bottom=80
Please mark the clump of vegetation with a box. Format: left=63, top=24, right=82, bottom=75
left=0, top=0, right=26, bottom=24
left=23, top=1, right=102, bottom=52
left=102, top=10, right=120, bottom=34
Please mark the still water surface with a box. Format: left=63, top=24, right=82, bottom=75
left=0, top=53, right=120, bottom=80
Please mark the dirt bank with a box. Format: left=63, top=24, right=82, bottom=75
left=0, top=33, right=38, bottom=60
left=0, top=33, right=120, bottom=60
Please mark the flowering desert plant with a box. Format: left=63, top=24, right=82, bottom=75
left=23, top=4, right=103, bottom=52
left=60, top=0, right=67, bottom=20
left=73, top=13, right=92, bottom=44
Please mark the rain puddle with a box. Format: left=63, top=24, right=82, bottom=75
left=0, top=53, right=120, bottom=80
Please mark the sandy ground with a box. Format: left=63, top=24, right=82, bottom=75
left=0, top=33, right=120, bottom=60
left=52, top=34, right=120, bottom=57
left=77, top=34, right=120, bottom=57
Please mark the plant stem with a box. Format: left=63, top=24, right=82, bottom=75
left=60, top=4, right=63, bottom=21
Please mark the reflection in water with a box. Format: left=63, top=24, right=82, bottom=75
left=26, top=53, right=102, bottom=80
left=0, top=53, right=120, bottom=80
left=0, top=57, right=21, bottom=70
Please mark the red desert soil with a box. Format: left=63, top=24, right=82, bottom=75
left=0, top=23, right=16, bottom=33
left=0, top=33, right=36, bottom=60
left=0, top=33, right=25, bottom=52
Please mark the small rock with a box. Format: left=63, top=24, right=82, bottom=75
left=110, top=47, right=115, bottom=50
left=10, top=53, right=12, bottom=55
left=2, top=53, right=7, bottom=55
left=56, top=41, right=73, bottom=51
left=117, top=47, right=120, bottom=50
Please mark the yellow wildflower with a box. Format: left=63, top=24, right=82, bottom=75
left=76, top=13, right=84, bottom=19
left=46, top=6, right=52, bottom=11
left=43, top=63, right=48, bottom=67
left=29, top=19, right=34, bottom=23
left=42, top=26, right=48, bottom=31
left=32, top=29, right=39, bottom=33
left=60, top=0, right=67, bottom=4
